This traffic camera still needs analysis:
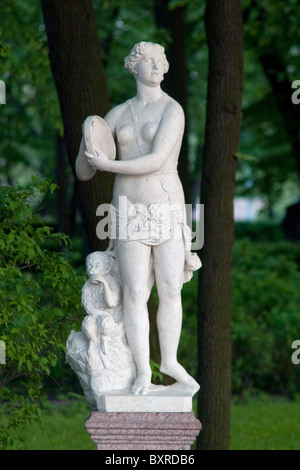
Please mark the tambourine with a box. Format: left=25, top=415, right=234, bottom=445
left=75, top=115, right=116, bottom=181
left=83, top=115, right=116, bottom=161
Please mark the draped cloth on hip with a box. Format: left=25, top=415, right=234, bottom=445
left=108, top=200, right=201, bottom=288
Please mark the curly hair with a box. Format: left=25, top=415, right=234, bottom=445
left=124, top=42, right=169, bottom=76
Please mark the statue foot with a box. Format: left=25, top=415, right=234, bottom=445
left=160, top=361, right=200, bottom=394
left=131, top=373, right=151, bottom=395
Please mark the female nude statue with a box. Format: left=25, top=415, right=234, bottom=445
left=84, top=42, right=200, bottom=396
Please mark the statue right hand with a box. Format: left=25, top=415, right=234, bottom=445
left=85, top=149, right=110, bottom=172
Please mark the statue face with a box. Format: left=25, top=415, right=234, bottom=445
left=86, top=254, right=110, bottom=282
left=136, top=48, right=165, bottom=86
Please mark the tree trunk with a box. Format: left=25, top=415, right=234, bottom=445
left=154, top=0, right=190, bottom=202
left=41, top=0, right=115, bottom=252
left=197, top=0, right=244, bottom=450
left=56, top=134, right=74, bottom=236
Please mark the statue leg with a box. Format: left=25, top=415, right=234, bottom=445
left=117, top=240, right=152, bottom=395
left=153, top=238, right=199, bottom=393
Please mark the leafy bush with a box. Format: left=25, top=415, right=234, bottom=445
left=232, top=239, right=300, bottom=396
left=235, top=221, right=286, bottom=242
left=178, top=234, right=300, bottom=398
left=0, top=177, right=84, bottom=449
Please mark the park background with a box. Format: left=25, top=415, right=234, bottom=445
left=1, top=0, right=300, bottom=450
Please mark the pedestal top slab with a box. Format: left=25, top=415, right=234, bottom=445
left=95, top=383, right=195, bottom=412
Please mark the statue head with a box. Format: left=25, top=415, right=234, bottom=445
left=124, top=42, right=169, bottom=77
left=86, top=251, right=116, bottom=283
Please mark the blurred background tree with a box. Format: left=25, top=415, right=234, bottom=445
left=239, top=0, right=300, bottom=217
left=197, top=0, right=244, bottom=450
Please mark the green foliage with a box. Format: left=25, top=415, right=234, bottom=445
left=236, top=0, right=300, bottom=206
left=178, top=229, right=300, bottom=398
left=93, top=0, right=164, bottom=107
left=0, top=1, right=61, bottom=187
left=235, top=221, right=285, bottom=242
left=0, top=43, right=10, bottom=58
left=0, top=397, right=96, bottom=450
left=244, top=0, right=300, bottom=62
left=150, top=358, right=163, bottom=383
left=232, top=238, right=300, bottom=396
left=0, top=178, right=84, bottom=449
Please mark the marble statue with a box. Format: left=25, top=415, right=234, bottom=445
left=66, top=251, right=137, bottom=409
left=69, top=41, right=201, bottom=404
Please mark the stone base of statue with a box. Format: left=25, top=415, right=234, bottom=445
left=85, top=409, right=201, bottom=451
left=84, top=384, right=201, bottom=450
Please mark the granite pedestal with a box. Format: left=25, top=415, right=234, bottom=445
left=85, top=385, right=201, bottom=450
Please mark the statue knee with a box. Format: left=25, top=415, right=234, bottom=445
left=124, top=284, right=147, bottom=303
left=157, top=281, right=182, bottom=299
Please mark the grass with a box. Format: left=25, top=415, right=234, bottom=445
left=230, top=395, right=300, bottom=450
left=6, top=398, right=97, bottom=451
left=2, top=395, right=300, bottom=450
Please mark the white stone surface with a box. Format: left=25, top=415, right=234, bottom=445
left=96, top=394, right=193, bottom=413
left=66, top=251, right=137, bottom=410
left=71, top=42, right=201, bottom=403
left=76, top=116, right=116, bottom=181
left=96, top=383, right=194, bottom=412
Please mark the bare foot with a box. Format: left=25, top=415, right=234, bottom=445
left=131, top=374, right=151, bottom=395
left=160, top=361, right=200, bottom=394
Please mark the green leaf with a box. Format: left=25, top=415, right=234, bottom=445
left=0, top=43, right=10, bottom=57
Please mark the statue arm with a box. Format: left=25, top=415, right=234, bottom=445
left=75, top=136, right=97, bottom=181
left=97, top=277, right=118, bottom=308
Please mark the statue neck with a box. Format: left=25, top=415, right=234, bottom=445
left=135, top=81, right=163, bottom=105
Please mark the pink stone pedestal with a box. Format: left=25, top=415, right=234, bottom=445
left=85, top=411, right=201, bottom=450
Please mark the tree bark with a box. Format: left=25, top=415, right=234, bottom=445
left=197, top=0, right=244, bottom=450
left=41, top=0, right=115, bottom=252
left=154, top=0, right=190, bottom=202
left=56, top=135, right=74, bottom=236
